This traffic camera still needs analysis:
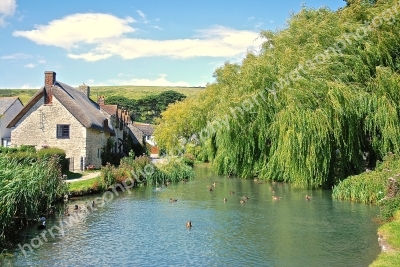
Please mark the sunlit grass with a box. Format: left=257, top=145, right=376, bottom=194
left=67, top=177, right=101, bottom=194
left=370, top=211, right=400, bottom=267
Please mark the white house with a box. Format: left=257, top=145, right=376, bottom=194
left=0, top=97, right=23, bottom=147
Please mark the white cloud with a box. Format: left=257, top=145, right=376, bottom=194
left=13, top=13, right=135, bottom=49
left=248, top=16, right=255, bottom=20
left=70, top=26, right=264, bottom=61
left=24, top=63, right=36, bottom=68
left=254, top=22, right=263, bottom=28
left=1, top=53, right=32, bottom=60
left=269, top=20, right=275, bottom=24
left=150, top=25, right=162, bottom=30
left=137, top=10, right=149, bottom=23
left=21, top=84, right=38, bottom=89
left=109, top=74, right=190, bottom=87
left=0, top=0, right=17, bottom=26
left=68, top=52, right=113, bottom=61
left=13, top=12, right=264, bottom=62
left=38, top=59, right=46, bottom=64
left=0, top=0, right=17, bottom=16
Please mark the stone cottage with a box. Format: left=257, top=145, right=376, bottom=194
left=0, top=97, right=23, bottom=147
left=7, top=71, right=128, bottom=171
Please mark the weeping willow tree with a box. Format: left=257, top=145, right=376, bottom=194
left=155, top=0, right=400, bottom=188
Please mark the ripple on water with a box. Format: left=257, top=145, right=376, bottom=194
left=12, top=172, right=380, bottom=267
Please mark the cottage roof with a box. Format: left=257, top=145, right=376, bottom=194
left=7, top=81, right=114, bottom=134
left=101, top=104, right=118, bottom=116
left=0, top=97, right=22, bottom=115
left=133, top=123, right=154, bottom=136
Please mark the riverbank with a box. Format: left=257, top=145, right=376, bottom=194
left=371, top=210, right=400, bottom=266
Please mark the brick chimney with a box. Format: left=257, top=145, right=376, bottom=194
left=79, top=83, right=90, bottom=98
left=45, top=71, right=56, bottom=86
left=98, top=96, right=105, bottom=106
left=44, top=71, right=55, bottom=104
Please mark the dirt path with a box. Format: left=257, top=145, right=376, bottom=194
left=65, top=172, right=101, bottom=183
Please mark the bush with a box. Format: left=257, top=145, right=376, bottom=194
left=379, top=196, right=400, bottom=221
left=37, top=147, right=68, bottom=172
left=182, top=153, right=195, bottom=167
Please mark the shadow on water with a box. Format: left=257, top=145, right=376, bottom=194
left=11, top=165, right=381, bottom=267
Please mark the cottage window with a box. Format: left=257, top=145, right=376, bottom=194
left=57, top=124, right=70, bottom=138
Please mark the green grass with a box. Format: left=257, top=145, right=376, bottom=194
left=0, top=89, right=37, bottom=105
left=0, top=85, right=204, bottom=105
left=370, top=211, right=400, bottom=267
left=90, top=85, right=204, bottom=100
left=67, top=177, right=101, bottom=195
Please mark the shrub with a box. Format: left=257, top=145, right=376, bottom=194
left=100, top=163, right=117, bottom=189
left=182, top=153, right=195, bottom=167
left=379, top=196, right=400, bottom=221
left=37, top=147, right=68, bottom=172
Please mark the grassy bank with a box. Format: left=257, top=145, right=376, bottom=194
left=332, top=154, right=400, bottom=266
left=66, top=154, right=195, bottom=197
left=370, top=210, right=400, bottom=266
left=67, top=177, right=103, bottom=196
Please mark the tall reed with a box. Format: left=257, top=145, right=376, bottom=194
left=0, top=155, right=67, bottom=243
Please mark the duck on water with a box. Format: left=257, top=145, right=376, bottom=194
left=37, top=216, right=46, bottom=230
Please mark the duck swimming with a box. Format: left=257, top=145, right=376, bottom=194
left=37, top=216, right=46, bottom=230
left=170, top=198, right=178, bottom=202
left=186, top=221, right=192, bottom=228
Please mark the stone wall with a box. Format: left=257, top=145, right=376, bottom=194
left=11, top=95, right=105, bottom=171
left=86, top=128, right=110, bottom=169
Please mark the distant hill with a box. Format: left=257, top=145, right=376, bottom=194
left=0, top=85, right=204, bottom=105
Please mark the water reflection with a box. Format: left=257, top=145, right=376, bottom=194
left=11, top=166, right=380, bottom=267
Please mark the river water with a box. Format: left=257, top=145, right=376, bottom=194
left=8, top=166, right=381, bottom=267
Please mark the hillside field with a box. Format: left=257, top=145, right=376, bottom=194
left=0, top=85, right=204, bottom=105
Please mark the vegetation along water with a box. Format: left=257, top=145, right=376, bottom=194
left=3, top=0, right=400, bottom=266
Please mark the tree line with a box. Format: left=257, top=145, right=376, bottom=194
left=105, top=90, right=186, bottom=124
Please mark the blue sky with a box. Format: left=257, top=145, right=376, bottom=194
left=0, top=0, right=345, bottom=89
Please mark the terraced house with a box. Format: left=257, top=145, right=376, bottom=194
left=7, top=71, right=131, bottom=171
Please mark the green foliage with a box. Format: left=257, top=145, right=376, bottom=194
left=182, top=153, right=195, bottom=167
left=371, top=211, right=400, bottom=267
left=0, top=155, right=68, bottom=244
left=68, top=177, right=103, bottom=195
left=0, top=89, right=37, bottom=105
left=332, top=154, right=400, bottom=203
left=90, top=85, right=202, bottom=100
left=150, top=159, right=195, bottom=185
left=101, top=138, right=121, bottom=166
left=37, top=147, right=68, bottom=172
left=0, top=147, right=17, bottom=154
left=380, top=196, right=400, bottom=221
left=332, top=171, right=386, bottom=203
left=100, top=163, right=117, bottom=189
left=118, top=152, right=194, bottom=186
left=106, top=90, right=186, bottom=123
left=155, top=1, right=400, bottom=188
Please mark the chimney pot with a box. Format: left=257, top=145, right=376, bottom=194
left=45, top=71, right=56, bottom=86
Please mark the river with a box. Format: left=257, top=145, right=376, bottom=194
left=8, top=165, right=381, bottom=267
